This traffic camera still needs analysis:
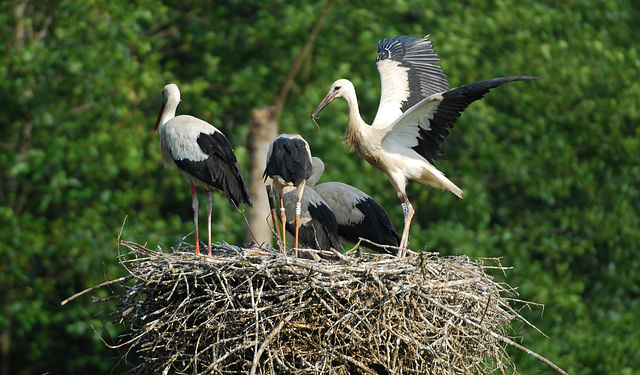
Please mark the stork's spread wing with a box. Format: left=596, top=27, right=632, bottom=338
left=372, top=35, right=450, bottom=127
left=381, top=76, right=546, bottom=164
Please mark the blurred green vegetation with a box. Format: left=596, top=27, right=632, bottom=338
left=1, top=0, right=638, bottom=374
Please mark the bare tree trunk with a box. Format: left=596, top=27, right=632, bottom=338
left=244, top=0, right=337, bottom=245
left=245, top=107, right=278, bottom=245
left=2, top=4, right=30, bottom=373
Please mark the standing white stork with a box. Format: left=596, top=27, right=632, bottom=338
left=308, top=157, right=400, bottom=255
left=154, top=83, right=252, bottom=255
left=263, top=134, right=313, bottom=255
left=311, top=35, right=544, bottom=250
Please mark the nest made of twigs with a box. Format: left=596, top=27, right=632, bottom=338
left=73, top=240, right=568, bottom=375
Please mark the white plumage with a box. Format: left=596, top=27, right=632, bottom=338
left=312, top=35, right=544, bottom=251
left=154, top=83, right=252, bottom=255
left=160, top=116, right=211, bottom=164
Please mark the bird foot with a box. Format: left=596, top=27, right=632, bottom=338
left=197, top=239, right=207, bottom=254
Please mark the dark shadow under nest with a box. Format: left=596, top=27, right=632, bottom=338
left=66, top=241, right=567, bottom=375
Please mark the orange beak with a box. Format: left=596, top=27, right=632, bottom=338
left=311, top=91, right=335, bottom=119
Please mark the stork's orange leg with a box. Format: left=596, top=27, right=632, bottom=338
left=293, top=183, right=306, bottom=258
left=294, top=200, right=301, bottom=258
left=279, top=196, right=287, bottom=251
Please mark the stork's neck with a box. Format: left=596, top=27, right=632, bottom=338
left=342, top=89, right=369, bottom=152
left=158, top=99, right=179, bottom=129
left=307, top=157, right=325, bottom=188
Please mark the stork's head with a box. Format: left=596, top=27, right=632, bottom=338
left=311, top=79, right=353, bottom=119
left=154, top=83, right=181, bottom=132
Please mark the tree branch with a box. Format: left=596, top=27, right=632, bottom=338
left=272, top=0, right=337, bottom=121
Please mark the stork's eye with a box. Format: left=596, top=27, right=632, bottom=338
left=334, top=86, right=341, bottom=90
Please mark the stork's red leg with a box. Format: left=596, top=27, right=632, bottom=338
left=207, top=187, right=213, bottom=256
left=190, top=181, right=200, bottom=254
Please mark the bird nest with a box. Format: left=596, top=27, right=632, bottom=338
left=73, top=240, right=566, bottom=375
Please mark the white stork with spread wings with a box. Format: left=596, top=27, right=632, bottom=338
left=312, top=35, right=544, bottom=251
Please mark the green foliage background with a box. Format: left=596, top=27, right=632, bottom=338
left=1, top=0, right=638, bottom=373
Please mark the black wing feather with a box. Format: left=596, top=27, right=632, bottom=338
left=263, top=137, right=312, bottom=186
left=413, top=75, right=545, bottom=164
left=178, top=131, right=252, bottom=208
left=337, top=197, right=400, bottom=255
left=286, top=202, right=341, bottom=251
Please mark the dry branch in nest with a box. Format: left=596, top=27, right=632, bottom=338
left=74, top=240, right=567, bottom=375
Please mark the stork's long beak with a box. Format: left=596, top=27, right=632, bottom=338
left=154, top=102, right=165, bottom=132
left=311, top=91, right=335, bottom=119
